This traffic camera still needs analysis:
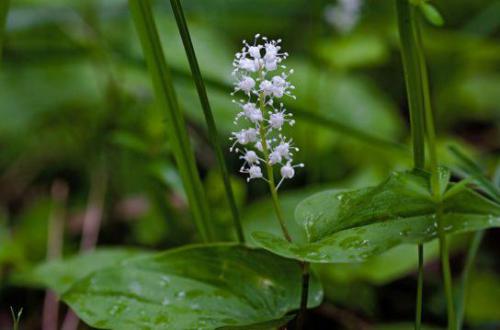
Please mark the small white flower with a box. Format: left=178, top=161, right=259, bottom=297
left=269, top=111, right=285, bottom=129
left=259, top=80, right=274, bottom=96
left=237, top=76, right=256, bottom=93
left=248, top=165, right=263, bottom=180
left=280, top=162, right=295, bottom=179
left=238, top=58, right=259, bottom=72
left=325, top=0, right=363, bottom=34
left=244, top=128, right=258, bottom=142
left=264, top=43, right=279, bottom=60
left=231, top=34, right=302, bottom=185
left=264, top=59, right=278, bottom=71
left=272, top=75, right=286, bottom=88
left=242, top=150, right=259, bottom=164
left=275, top=141, right=292, bottom=159
left=248, top=46, right=262, bottom=59
left=269, top=150, right=282, bottom=165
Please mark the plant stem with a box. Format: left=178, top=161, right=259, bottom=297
left=395, top=2, right=427, bottom=329
left=296, top=262, right=310, bottom=329
left=415, top=243, right=424, bottom=330
left=0, top=0, right=9, bottom=64
left=456, top=230, right=484, bottom=329
left=438, top=213, right=456, bottom=330
left=169, top=0, right=244, bottom=243
left=43, top=180, right=69, bottom=330
left=413, top=8, right=456, bottom=330
left=257, top=90, right=292, bottom=242
left=257, top=90, right=308, bottom=329
left=128, top=0, right=214, bottom=242
left=395, top=0, right=426, bottom=171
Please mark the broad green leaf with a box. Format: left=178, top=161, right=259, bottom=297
left=13, top=248, right=153, bottom=294
left=59, top=244, right=323, bottom=330
left=253, top=171, right=500, bottom=263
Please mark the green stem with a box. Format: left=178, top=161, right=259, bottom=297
left=413, top=8, right=456, bottom=330
left=256, top=86, right=292, bottom=242
left=128, top=0, right=214, bottom=242
left=257, top=89, right=308, bottom=329
left=296, top=262, right=310, bottom=329
left=395, top=0, right=426, bottom=170
left=0, top=0, right=9, bottom=64
left=439, top=220, right=456, bottom=330
left=169, top=0, right=244, bottom=243
left=395, top=2, right=427, bottom=329
left=456, top=230, right=484, bottom=329
left=415, top=243, right=424, bottom=330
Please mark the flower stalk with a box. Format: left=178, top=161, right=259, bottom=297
left=230, top=35, right=308, bottom=328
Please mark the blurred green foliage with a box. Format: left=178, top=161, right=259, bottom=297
left=0, top=0, right=499, bottom=328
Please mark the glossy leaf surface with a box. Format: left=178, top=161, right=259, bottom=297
left=59, top=244, right=323, bottom=330
left=253, top=171, right=500, bottom=263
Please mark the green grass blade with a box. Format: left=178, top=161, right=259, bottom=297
left=449, top=146, right=500, bottom=202
left=128, top=0, right=214, bottom=242
left=395, top=2, right=430, bottom=329
left=395, top=0, right=426, bottom=170
left=448, top=146, right=499, bottom=329
left=0, top=0, right=9, bottom=63
left=168, top=0, right=244, bottom=243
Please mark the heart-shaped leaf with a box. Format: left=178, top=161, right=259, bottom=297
left=253, top=170, right=500, bottom=263
left=56, top=244, right=322, bottom=330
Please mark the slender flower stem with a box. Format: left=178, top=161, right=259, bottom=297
left=257, top=92, right=292, bottom=242
left=169, top=0, right=244, bottom=243
left=257, top=90, right=308, bottom=328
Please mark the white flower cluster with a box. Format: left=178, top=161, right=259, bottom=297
left=230, top=34, right=303, bottom=189
left=325, top=0, right=363, bottom=34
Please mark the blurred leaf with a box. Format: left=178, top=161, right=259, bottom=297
left=253, top=170, right=500, bottom=263
left=419, top=3, right=444, bottom=27
left=290, top=61, right=402, bottom=141
left=58, top=244, right=323, bottom=329
left=316, top=34, right=390, bottom=69
left=13, top=248, right=152, bottom=294
left=465, top=271, right=500, bottom=324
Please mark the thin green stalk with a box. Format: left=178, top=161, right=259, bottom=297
left=0, top=0, right=9, bottom=63
left=128, top=0, right=214, bottom=242
left=168, top=0, right=244, bottom=243
left=257, top=92, right=292, bottom=242
left=438, top=217, right=456, bottom=330
left=395, top=0, right=426, bottom=170
left=414, top=9, right=456, bottom=330
left=296, top=262, right=310, bottom=329
left=395, top=2, right=427, bottom=329
left=456, top=230, right=484, bottom=329
left=257, top=88, right=308, bottom=329
left=415, top=243, right=424, bottom=330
